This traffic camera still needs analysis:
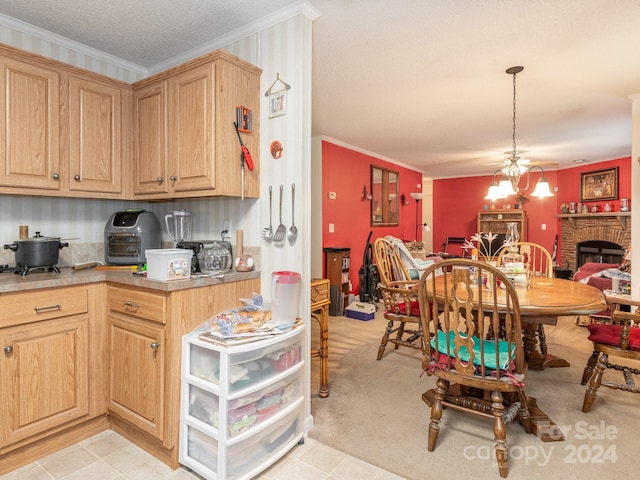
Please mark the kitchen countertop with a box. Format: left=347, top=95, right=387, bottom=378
left=0, top=267, right=261, bottom=294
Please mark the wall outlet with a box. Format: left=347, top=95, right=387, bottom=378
left=223, top=219, right=232, bottom=234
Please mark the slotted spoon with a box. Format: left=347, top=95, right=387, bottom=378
left=273, top=184, right=287, bottom=243
left=287, top=183, right=297, bottom=243
left=262, top=185, right=273, bottom=242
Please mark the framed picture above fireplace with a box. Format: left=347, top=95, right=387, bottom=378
left=580, top=167, right=618, bottom=202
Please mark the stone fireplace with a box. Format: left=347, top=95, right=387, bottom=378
left=559, top=213, right=631, bottom=274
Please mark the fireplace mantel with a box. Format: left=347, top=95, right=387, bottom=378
left=557, top=211, right=630, bottom=229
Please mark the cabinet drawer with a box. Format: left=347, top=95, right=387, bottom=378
left=311, top=278, right=330, bottom=305
left=108, top=285, right=167, bottom=324
left=0, top=286, right=88, bottom=328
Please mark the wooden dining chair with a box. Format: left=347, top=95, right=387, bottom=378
left=581, top=310, right=640, bottom=412
left=418, top=258, right=531, bottom=478
left=372, top=237, right=423, bottom=360
left=497, top=241, right=558, bottom=369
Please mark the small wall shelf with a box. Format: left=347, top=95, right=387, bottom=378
left=557, top=212, right=630, bottom=228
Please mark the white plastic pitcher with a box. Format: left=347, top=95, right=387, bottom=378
left=271, top=271, right=301, bottom=323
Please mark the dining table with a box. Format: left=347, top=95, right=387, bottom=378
left=424, top=274, right=607, bottom=442
left=509, top=276, right=608, bottom=370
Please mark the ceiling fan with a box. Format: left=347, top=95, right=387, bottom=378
left=484, top=150, right=560, bottom=170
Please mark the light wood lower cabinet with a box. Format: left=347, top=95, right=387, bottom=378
left=0, top=317, right=89, bottom=448
left=0, top=278, right=260, bottom=474
left=0, top=286, right=91, bottom=450
left=108, top=285, right=168, bottom=445
left=110, top=317, right=165, bottom=442
left=107, top=278, right=260, bottom=468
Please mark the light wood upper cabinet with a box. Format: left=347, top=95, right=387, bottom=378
left=169, top=63, right=216, bottom=193
left=0, top=316, right=89, bottom=448
left=133, top=81, right=168, bottom=195
left=0, top=57, right=60, bottom=190
left=68, top=76, right=122, bottom=194
left=132, top=50, right=261, bottom=199
left=0, top=45, right=259, bottom=200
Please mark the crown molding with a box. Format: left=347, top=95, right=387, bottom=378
left=148, top=0, right=319, bottom=74
left=0, top=12, right=148, bottom=76
left=0, top=0, right=320, bottom=79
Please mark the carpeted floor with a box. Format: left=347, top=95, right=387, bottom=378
left=309, top=306, right=637, bottom=480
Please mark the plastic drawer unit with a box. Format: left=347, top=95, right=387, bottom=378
left=179, top=326, right=305, bottom=480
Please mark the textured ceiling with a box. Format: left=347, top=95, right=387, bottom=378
left=0, top=0, right=297, bottom=67
left=1, top=0, right=639, bottom=180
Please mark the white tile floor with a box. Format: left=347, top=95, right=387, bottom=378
left=0, top=430, right=406, bottom=480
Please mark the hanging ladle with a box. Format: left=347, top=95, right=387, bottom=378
left=262, top=185, right=273, bottom=242
left=287, top=183, right=298, bottom=243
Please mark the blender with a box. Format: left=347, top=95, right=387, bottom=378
left=165, top=209, right=194, bottom=246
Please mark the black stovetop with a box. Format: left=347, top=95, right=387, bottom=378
left=0, top=264, right=60, bottom=276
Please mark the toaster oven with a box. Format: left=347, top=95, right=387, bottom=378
left=104, top=210, right=161, bottom=265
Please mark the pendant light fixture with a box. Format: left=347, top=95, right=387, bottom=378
left=485, top=66, right=553, bottom=201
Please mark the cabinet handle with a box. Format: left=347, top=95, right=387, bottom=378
left=150, top=342, right=160, bottom=350
left=34, top=304, right=62, bottom=313
left=170, top=175, right=177, bottom=182
left=123, top=301, right=141, bottom=308
left=4, top=346, right=12, bottom=354
left=52, top=173, right=60, bottom=180
left=74, top=175, right=81, bottom=181
left=156, top=177, right=164, bottom=183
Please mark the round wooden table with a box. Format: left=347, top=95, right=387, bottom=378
left=430, top=275, right=606, bottom=367
left=510, top=277, right=607, bottom=370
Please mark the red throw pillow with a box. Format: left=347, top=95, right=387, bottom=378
left=587, top=323, right=640, bottom=351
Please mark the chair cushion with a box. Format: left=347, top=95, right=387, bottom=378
left=394, top=300, right=420, bottom=316
left=430, top=330, right=515, bottom=370
left=587, top=323, right=640, bottom=351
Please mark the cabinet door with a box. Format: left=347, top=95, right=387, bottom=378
left=0, top=317, right=88, bottom=447
left=133, top=82, right=169, bottom=194
left=68, top=76, right=122, bottom=193
left=109, top=317, right=165, bottom=442
left=168, top=63, right=216, bottom=193
left=0, top=57, right=60, bottom=189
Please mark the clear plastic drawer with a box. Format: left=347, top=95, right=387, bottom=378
left=189, top=344, right=221, bottom=385
left=227, top=371, right=302, bottom=437
left=185, top=425, right=218, bottom=475
left=225, top=404, right=303, bottom=480
left=227, top=334, right=302, bottom=392
left=187, top=384, right=220, bottom=429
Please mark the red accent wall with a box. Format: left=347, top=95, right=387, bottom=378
left=321, top=141, right=423, bottom=294
left=432, top=157, right=631, bottom=266
left=322, top=137, right=631, bottom=295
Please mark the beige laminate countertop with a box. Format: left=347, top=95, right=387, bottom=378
left=0, top=267, right=261, bottom=294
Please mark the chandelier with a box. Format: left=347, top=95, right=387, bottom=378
left=485, top=66, right=553, bottom=201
